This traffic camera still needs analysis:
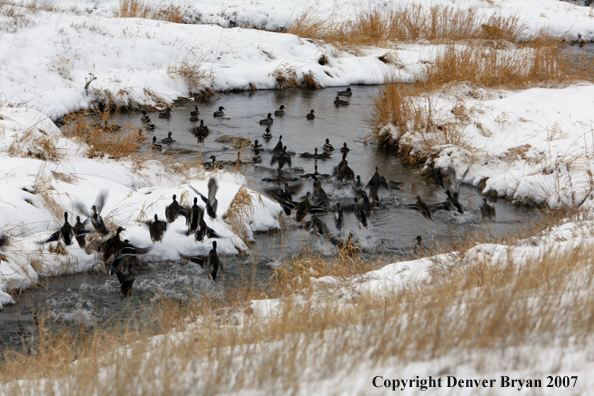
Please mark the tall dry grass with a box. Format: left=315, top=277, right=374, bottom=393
left=287, top=5, right=527, bottom=48
left=115, top=0, right=185, bottom=24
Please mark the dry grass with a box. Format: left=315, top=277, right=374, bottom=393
left=270, top=64, right=322, bottom=90
left=8, top=128, right=61, bottom=162
left=222, top=186, right=255, bottom=244
left=167, top=55, right=212, bottom=94
left=115, top=0, right=185, bottom=24
left=61, top=110, right=148, bottom=160
left=287, top=5, right=527, bottom=48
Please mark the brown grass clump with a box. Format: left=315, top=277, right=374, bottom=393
left=287, top=5, right=527, bottom=48
left=61, top=110, right=147, bottom=160
left=167, top=58, right=211, bottom=94
left=116, top=0, right=185, bottom=24
left=8, top=128, right=61, bottom=162
left=223, top=186, right=256, bottom=244
left=271, top=64, right=322, bottom=89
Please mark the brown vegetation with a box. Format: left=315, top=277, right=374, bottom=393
left=116, top=0, right=185, bottom=24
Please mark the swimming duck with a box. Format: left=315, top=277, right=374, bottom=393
left=113, top=266, right=135, bottom=299
left=158, top=107, right=171, bottom=119
left=252, top=149, right=262, bottom=164
left=354, top=175, right=363, bottom=189
left=445, top=190, right=463, bottom=214
left=190, top=106, right=199, bottom=117
left=191, top=178, right=218, bottom=219
left=354, top=197, right=368, bottom=229
left=161, top=131, right=175, bottom=144
left=274, top=105, right=286, bottom=116
left=140, top=110, right=151, bottom=124
left=203, top=155, right=218, bottom=170
left=481, top=198, right=496, bottom=221
left=273, top=135, right=283, bottom=153
left=39, top=212, right=75, bottom=246
left=213, top=106, right=225, bottom=118
left=300, top=147, right=331, bottom=160
left=263, top=127, right=272, bottom=140
left=151, top=136, right=162, bottom=151
left=323, top=138, right=334, bottom=152
left=252, top=139, right=262, bottom=151
left=186, top=197, right=203, bottom=233
left=190, top=114, right=199, bottom=122
left=165, top=194, right=187, bottom=223
left=146, top=214, right=167, bottom=243
left=334, top=202, right=343, bottom=229
left=367, top=166, right=389, bottom=190
left=337, top=87, right=352, bottom=97
left=197, top=119, right=209, bottom=134
left=306, top=109, right=315, bottom=120
left=259, top=113, right=274, bottom=126
left=334, top=97, right=349, bottom=106
left=271, top=146, right=292, bottom=170
left=340, top=142, right=350, bottom=155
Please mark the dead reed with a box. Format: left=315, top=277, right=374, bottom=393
left=116, top=0, right=185, bottom=24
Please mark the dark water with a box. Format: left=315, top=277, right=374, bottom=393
left=0, top=86, right=539, bottom=353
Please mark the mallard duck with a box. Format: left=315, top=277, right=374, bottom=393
left=113, top=266, right=135, bottom=298
left=334, top=97, right=349, bottom=106
left=336, top=159, right=355, bottom=182
left=252, top=139, right=262, bottom=151
left=190, top=178, right=218, bottom=219
left=301, top=164, right=331, bottom=179
left=273, top=135, right=283, bottom=153
left=340, top=142, right=350, bottom=155
left=263, top=127, right=272, bottom=140
left=307, top=215, right=331, bottom=237
left=74, top=191, right=109, bottom=236
left=413, top=236, right=427, bottom=255
left=161, top=131, right=175, bottom=144
left=300, top=147, right=331, bottom=160
left=481, top=198, right=496, bottom=221
left=323, top=138, right=334, bottom=152
left=295, top=192, right=318, bottom=222
left=39, top=212, right=75, bottom=246
left=274, top=105, right=286, bottom=116
left=197, top=119, right=209, bottom=135
left=165, top=194, right=187, bottom=223
left=337, top=87, right=352, bottom=97
left=146, top=214, right=167, bottom=243
left=334, top=202, right=343, bottom=229
left=140, top=110, right=151, bottom=124
left=259, top=113, right=274, bottom=126
left=213, top=106, right=225, bottom=117
left=306, top=109, right=315, bottom=120
left=186, top=197, right=203, bottom=233
left=187, top=241, right=223, bottom=281
left=73, top=215, right=90, bottom=248
left=367, top=166, right=388, bottom=190
left=190, top=106, right=199, bottom=117
left=100, top=226, right=127, bottom=262
left=415, top=196, right=433, bottom=221
left=356, top=189, right=372, bottom=216
left=445, top=190, right=463, bottom=214
left=203, top=155, right=218, bottom=170
left=190, top=114, right=199, bottom=122
left=151, top=136, right=162, bottom=151
left=354, top=197, right=368, bottom=229
left=354, top=175, right=363, bottom=189
left=271, top=146, right=292, bottom=170
left=369, top=185, right=380, bottom=207
left=252, top=149, right=262, bottom=164
left=158, top=107, right=171, bottom=119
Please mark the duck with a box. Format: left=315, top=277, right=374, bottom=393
left=300, top=147, right=331, bottom=160
left=312, top=179, right=330, bottom=207
left=295, top=192, right=325, bottom=222
left=203, top=155, right=218, bottom=170
left=161, top=131, right=175, bottom=144
left=445, top=190, right=463, bottom=214
left=306, top=109, right=315, bottom=120
left=481, top=198, right=496, bottom=221
left=263, top=127, right=272, bottom=140
left=140, top=110, right=151, bottom=124
left=354, top=175, right=363, bottom=189
left=39, top=212, right=75, bottom=246
left=413, top=236, right=427, bottom=255
left=186, top=197, right=204, bottom=233
left=307, top=215, right=331, bottom=238
left=151, top=136, right=162, bottom=151
left=323, top=138, right=334, bottom=152
left=191, top=178, right=218, bottom=219
left=73, top=215, right=90, bottom=248
left=369, top=185, right=380, bottom=207
left=252, top=149, right=262, bottom=164
left=334, top=96, right=349, bottom=106
left=181, top=241, right=223, bottom=282
left=158, top=107, right=171, bottom=119
left=354, top=197, right=368, bottom=229
left=340, top=142, right=350, bottom=155
left=213, top=106, right=225, bottom=117
left=414, top=196, right=433, bottom=221
left=252, top=139, right=262, bottom=151
left=78, top=191, right=110, bottom=236
left=334, top=202, right=343, bottom=229
left=272, top=183, right=297, bottom=216
left=193, top=216, right=219, bottom=243
left=274, top=105, right=286, bottom=116
left=113, top=266, right=135, bottom=299
left=190, top=114, right=199, bottom=122
left=197, top=119, right=209, bottom=134
left=259, top=113, right=274, bottom=126
left=99, top=226, right=127, bottom=262
left=190, top=106, right=199, bottom=117
left=336, top=159, right=355, bottom=182
left=356, top=189, right=372, bottom=216
left=146, top=214, right=167, bottom=243
left=337, top=87, right=352, bottom=97
left=271, top=146, right=292, bottom=170
left=301, top=163, right=331, bottom=179
left=367, top=166, right=388, bottom=190
left=273, top=135, right=283, bottom=153
left=165, top=194, right=187, bottom=223
left=145, top=121, right=156, bottom=130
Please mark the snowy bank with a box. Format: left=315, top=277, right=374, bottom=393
left=0, top=105, right=281, bottom=306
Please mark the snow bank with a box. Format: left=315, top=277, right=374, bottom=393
left=0, top=105, right=281, bottom=303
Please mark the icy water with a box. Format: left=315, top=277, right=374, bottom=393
left=0, top=86, right=541, bottom=353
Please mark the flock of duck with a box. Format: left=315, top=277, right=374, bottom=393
left=39, top=178, right=223, bottom=299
